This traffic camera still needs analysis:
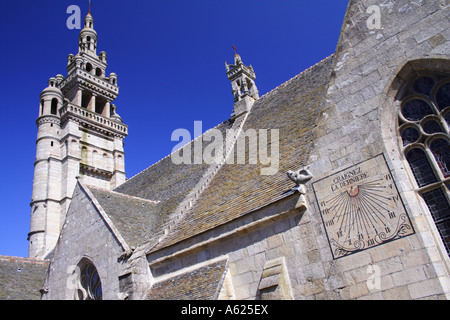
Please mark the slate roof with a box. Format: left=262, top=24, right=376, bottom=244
left=151, top=55, right=335, bottom=251
left=87, top=186, right=161, bottom=249
left=0, top=255, right=49, bottom=300
left=146, top=259, right=228, bottom=300
left=94, top=55, right=335, bottom=257
left=112, top=119, right=235, bottom=244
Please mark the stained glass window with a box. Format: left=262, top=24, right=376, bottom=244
left=422, top=119, right=443, bottom=134
left=413, top=76, right=435, bottom=96
left=399, top=75, right=450, bottom=256
left=430, top=138, right=450, bottom=178
left=405, top=148, right=437, bottom=187
left=76, top=260, right=102, bottom=300
left=436, top=82, right=450, bottom=111
left=422, top=189, right=450, bottom=254
left=401, top=126, right=420, bottom=146
left=402, top=99, right=434, bottom=121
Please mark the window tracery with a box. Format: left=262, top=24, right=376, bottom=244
left=75, top=259, right=102, bottom=300
left=399, top=73, right=450, bottom=256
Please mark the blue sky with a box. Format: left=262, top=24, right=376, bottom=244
left=0, top=0, right=348, bottom=258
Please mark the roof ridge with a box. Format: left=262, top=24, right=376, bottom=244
left=0, top=255, right=49, bottom=264
left=116, top=118, right=233, bottom=189
left=257, top=54, right=335, bottom=103
left=152, top=112, right=250, bottom=248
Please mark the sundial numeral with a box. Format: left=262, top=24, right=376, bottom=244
left=388, top=211, right=396, bottom=219
left=325, top=219, right=334, bottom=227
left=367, top=238, right=375, bottom=246
left=392, top=195, right=399, bottom=204
left=322, top=208, right=330, bottom=215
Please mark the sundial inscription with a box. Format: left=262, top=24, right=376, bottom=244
left=312, top=154, right=414, bottom=259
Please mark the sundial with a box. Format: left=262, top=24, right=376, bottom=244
left=312, top=154, right=414, bottom=259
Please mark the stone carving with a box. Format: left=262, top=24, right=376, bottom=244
left=286, top=167, right=313, bottom=194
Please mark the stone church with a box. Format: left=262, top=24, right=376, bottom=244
left=1, top=0, right=449, bottom=300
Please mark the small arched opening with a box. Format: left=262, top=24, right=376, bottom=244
left=50, top=98, right=58, bottom=115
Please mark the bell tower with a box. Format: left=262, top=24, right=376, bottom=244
left=28, top=10, right=128, bottom=259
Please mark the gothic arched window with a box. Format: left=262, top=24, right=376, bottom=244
left=75, top=259, right=102, bottom=300
left=399, top=73, right=450, bottom=256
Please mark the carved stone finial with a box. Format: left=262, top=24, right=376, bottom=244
left=225, top=50, right=259, bottom=104
left=286, top=167, right=313, bottom=194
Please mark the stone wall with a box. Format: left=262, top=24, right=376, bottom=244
left=146, top=184, right=448, bottom=299
left=304, top=0, right=450, bottom=299
left=42, top=183, right=126, bottom=300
